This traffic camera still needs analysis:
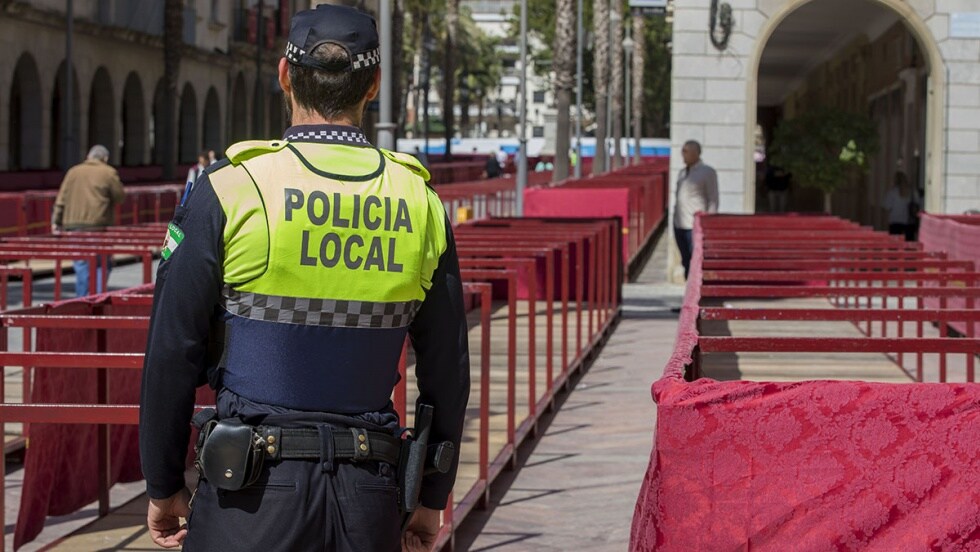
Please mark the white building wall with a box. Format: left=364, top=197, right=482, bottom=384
left=670, top=0, right=980, bottom=229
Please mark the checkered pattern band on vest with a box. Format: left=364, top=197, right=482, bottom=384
left=285, top=42, right=306, bottom=64
left=284, top=128, right=371, bottom=146
left=222, top=287, right=420, bottom=329
left=351, top=48, right=381, bottom=70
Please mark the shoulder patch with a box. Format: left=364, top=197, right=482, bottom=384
left=225, top=140, right=289, bottom=166
left=381, top=149, right=431, bottom=182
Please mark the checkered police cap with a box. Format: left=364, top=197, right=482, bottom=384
left=284, top=4, right=380, bottom=73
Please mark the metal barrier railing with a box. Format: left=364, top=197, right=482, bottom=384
left=0, top=217, right=623, bottom=550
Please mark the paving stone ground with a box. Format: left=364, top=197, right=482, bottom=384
left=455, top=234, right=683, bottom=551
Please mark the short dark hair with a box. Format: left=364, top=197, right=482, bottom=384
left=683, top=140, right=702, bottom=154
left=287, top=43, right=377, bottom=121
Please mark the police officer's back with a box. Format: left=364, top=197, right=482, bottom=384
left=139, top=6, right=470, bottom=551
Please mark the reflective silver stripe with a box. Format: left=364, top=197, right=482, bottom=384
left=222, top=287, right=420, bottom=329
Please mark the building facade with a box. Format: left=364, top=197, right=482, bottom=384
left=668, top=0, right=980, bottom=232
left=0, top=0, right=307, bottom=172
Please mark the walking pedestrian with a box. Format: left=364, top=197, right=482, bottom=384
left=51, top=145, right=125, bottom=296
left=883, top=171, right=919, bottom=241
left=673, top=140, right=718, bottom=279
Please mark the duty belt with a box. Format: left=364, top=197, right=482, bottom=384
left=256, top=425, right=401, bottom=465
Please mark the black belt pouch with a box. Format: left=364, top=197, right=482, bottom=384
left=198, top=419, right=264, bottom=491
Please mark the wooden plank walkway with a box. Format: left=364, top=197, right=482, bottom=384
left=700, top=298, right=914, bottom=383
left=699, top=296, right=971, bottom=383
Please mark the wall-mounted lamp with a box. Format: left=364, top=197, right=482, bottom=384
left=709, top=0, right=732, bottom=50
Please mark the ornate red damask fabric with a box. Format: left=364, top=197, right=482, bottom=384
left=630, top=217, right=980, bottom=551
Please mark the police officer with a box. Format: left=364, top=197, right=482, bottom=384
left=139, top=5, right=470, bottom=551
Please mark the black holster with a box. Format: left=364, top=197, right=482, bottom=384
left=193, top=409, right=265, bottom=491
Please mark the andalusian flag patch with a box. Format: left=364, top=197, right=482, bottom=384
left=162, top=223, right=184, bottom=260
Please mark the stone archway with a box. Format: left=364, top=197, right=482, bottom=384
left=231, top=73, right=249, bottom=143
left=88, top=67, right=115, bottom=156
left=151, top=79, right=167, bottom=164
left=121, top=72, right=147, bottom=166
left=202, top=87, right=222, bottom=154
left=51, top=61, right=81, bottom=169
left=745, top=0, right=945, bottom=215
left=8, top=53, right=43, bottom=170
left=178, top=83, right=199, bottom=163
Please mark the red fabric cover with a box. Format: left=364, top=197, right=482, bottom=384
left=919, top=213, right=980, bottom=335
left=13, top=290, right=215, bottom=550
left=3, top=185, right=181, bottom=238
left=0, top=194, right=24, bottom=237
left=524, top=187, right=631, bottom=263
left=630, top=216, right=980, bottom=551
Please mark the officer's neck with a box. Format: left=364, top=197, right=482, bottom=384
left=290, top=108, right=361, bottom=129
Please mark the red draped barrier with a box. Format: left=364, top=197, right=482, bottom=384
left=631, top=214, right=980, bottom=551
left=524, top=163, right=668, bottom=271
left=13, top=298, right=145, bottom=548
left=2, top=288, right=215, bottom=550
left=920, top=213, right=980, bottom=336
left=0, top=186, right=182, bottom=238
left=427, top=161, right=486, bottom=185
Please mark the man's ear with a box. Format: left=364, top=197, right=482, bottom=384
left=278, top=58, right=292, bottom=95
left=365, top=68, right=381, bottom=102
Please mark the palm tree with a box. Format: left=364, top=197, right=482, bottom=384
left=631, top=13, right=644, bottom=165
left=610, top=0, right=623, bottom=169
left=552, top=0, right=575, bottom=181
left=592, top=0, right=609, bottom=175
left=442, top=0, right=459, bottom=159
left=162, top=0, right=182, bottom=180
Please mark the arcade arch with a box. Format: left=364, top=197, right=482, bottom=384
left=51, top=61, right=81, bottom=169
left=202, top=87, right=222, bottom=154
left=231, top=73, right=249, bottom=143
left=178, top=83, right=199, bottom=163
left=748, top=0, right=944, bottom=224
left=121, top=72, right=147, bottom=166
left=8, top=53, right=43, bottom=170
left=87, top=67, right=115, bottom=155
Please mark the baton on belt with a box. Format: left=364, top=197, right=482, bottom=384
left=399, top=403, right=455, bottom=532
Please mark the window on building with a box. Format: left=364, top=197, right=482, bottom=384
left=532, top=126, right=544, bottom=138
left=533, top=90, right=546, bottom=104
left=211, top=0, right=221, bottom=24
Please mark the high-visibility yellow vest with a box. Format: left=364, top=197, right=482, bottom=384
left=210, top=140, right=448, bottom=314
left=203, top=138, right=449, bottom=412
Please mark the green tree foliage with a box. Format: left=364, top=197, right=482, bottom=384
left=516, top=0, right=671, bottom=138
left=400, top=1, right=501, bottom=138
left=641, top=15, right=671, bottom=138
left=769, top=107, right=879, bottom=208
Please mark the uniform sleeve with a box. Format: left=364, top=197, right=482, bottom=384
left=139, top=175, right=225, bottom=499
left=409, top=210, right=470, bottom=509
left=706, top=168, right=719, bottom=214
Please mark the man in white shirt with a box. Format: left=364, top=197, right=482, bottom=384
left=673, top=140, right=719, bottom=279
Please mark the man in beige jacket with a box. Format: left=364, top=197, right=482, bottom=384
left=52, top=145, right=125, bottom=296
